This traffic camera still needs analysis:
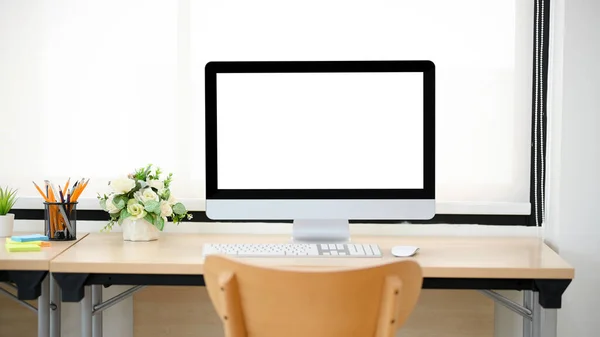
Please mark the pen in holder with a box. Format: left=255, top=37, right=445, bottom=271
left=44, top=201, right=77, bottom=241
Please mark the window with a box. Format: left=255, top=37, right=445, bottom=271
left=0, top=0, right=549, bottom=225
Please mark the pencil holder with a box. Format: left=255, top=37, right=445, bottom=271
left=44, top=202, right=77, bottom=241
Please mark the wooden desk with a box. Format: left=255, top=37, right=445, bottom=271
left=0, top=233, right=88, bottom=297
left=50, top=233, right=574, bottom=337
left=0, top=233, right=88, bottom=337
left=50, top=233, right=574, bottom=279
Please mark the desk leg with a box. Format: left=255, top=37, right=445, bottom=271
left=523, top=290, right=533, bottom=337
left=81, top=286, right=92, bottom=337
left=92, top=285, right=103, bottom=337
left=532, top=291, right=542, bottom=337
left=50, top=275, right=61, bottom=337
left=541, top=309, right=558, bottom=337
left=525, top=290, right=559, bottom=337
left=38, top=274, right=50, bottom=337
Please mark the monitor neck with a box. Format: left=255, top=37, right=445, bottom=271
left=291, top=219, right=350, bottom=243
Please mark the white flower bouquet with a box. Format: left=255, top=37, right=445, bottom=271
left=98, top=164, right=192, bottom=232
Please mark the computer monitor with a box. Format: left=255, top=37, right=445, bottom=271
left=205, top=60, right=435, bottom=243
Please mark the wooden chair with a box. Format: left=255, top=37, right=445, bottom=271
left=204, top=255, right=423, bottom=337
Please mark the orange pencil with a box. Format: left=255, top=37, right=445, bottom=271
left=62, top=178, right=71, bottom=196
left=47, top=185, right=55, bottom=202
left=47, top=188, right=59, bottom=233
left=42, top=181, right=54, bottom=237
left=33, top=181, right=54, bottom=237
left=32, top=181, right=49, bottom=202
left=82, top=178, right=90, bottom=190
left=45, top=186, right=52, bottom=237
left=63, top=178, right=71, bottom=214
left=71, top=188, right=81, bottom=202
left=71, top=178, right=89, bottom=202
left=80, top=179, right=90, bottom=197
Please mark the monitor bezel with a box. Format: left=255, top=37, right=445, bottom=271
left=205, top=60, right=435, bottom=200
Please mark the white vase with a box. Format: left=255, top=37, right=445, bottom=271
left=121, top=218, right=159, bottom=242
left=0, top=213, right=15, bottom=237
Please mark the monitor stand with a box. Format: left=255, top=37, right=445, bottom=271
left=291, top=219, right=350, bottom=243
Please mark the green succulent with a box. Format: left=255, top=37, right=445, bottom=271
left=0, top=186, right=18, bottom=215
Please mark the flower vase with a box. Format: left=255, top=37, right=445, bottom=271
left=122, top=217, right=159, bottom=242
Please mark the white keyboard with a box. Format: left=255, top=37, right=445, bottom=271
left=202, top=243, right=382, bottom=258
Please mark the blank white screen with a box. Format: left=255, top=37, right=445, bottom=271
left=216, top=72, right=424, bottom=190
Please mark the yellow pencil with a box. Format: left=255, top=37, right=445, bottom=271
left=32, top=181, right=49, bottom=202
left=62, top=178, right=71, bottom=195
left=71, top=178, right=89, bottom=202
left=33, top=181, right=55, bottom=237
left=47, top=187, right=60, bottom=233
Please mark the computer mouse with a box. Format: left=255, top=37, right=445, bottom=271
left=391, top=245, right=419, bottom=257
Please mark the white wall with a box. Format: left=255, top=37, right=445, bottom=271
left=544, top=0, right=600, bottom=337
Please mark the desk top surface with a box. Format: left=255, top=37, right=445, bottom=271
left=0, top=233, right=88, bottom=271
left=49, top=233, right=574, bottom=279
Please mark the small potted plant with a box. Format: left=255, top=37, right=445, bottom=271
left=97, top=164, right=192, bottom=241
left=0, top=186, right=18, bottom=237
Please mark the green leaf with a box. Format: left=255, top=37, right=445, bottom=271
left=118, top=209, right=130, bottom=225
left=162, top=189, right=171, bottom=201
left=101, top=219, right=116, bottom=232
left=163, top=173, right=173, bottom=188
left=0, top=186, right=18, bottom=215
left=134, top=171, right=144, bottom=181
left=129, top=181, right=141, bottom=194
left=144, top=213, right=155, bottom=225
left=144, top=200, right=160, bottom=214
left=172, top=202, right=186, bottom=215
left=112, top=195, right=127, bottom=209
left=99, top=199, right=107, bottom=211
left=156, top=216, right=165, bottom=231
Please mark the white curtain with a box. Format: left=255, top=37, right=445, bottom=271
left=0, top=0, right=533, bottom=215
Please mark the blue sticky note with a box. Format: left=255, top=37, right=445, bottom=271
left=11, top=234, right=49, bottom=242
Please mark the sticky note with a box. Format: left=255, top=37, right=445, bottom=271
left=5, top=238, right=51, bottom=247
left=11, top=234, right=49, bottom=242
left=5, top=244, right=41, bottom=252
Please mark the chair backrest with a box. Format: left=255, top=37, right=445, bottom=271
left=204, top=255, right=423, bottom=337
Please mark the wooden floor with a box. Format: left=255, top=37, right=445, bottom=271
left=0, top=283, right=38, bottom=337
left=133, top=287, right=494, bottom=337
left=0, top=285, right=494, bottom=337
